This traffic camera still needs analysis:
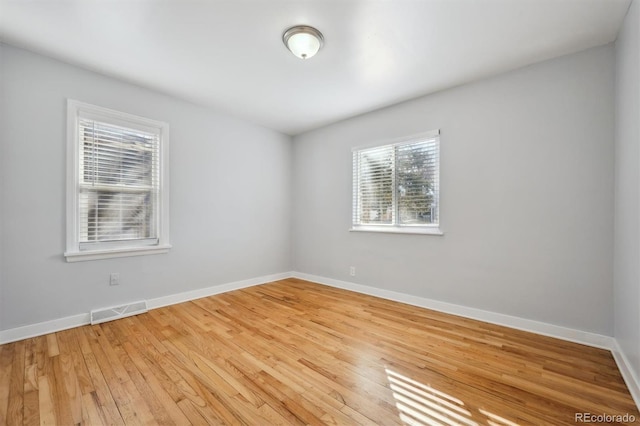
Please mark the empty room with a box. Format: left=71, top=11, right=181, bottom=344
left=1, top=0, right=640, bottom=424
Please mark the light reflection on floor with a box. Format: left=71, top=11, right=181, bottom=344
left=385, top=368, right=520, bottom=426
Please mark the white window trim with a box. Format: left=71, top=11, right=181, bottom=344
left=349, top=225, right=444, bottom=236
left=351, top=129, right=443, bottom=236
left=65, top=99, right=171, bottom=262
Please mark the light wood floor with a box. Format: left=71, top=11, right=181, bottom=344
left=0, top=278, right=638, bottom=425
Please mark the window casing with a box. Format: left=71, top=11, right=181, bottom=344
left=352, top=131, right=442, bottom=235
left=65, top=100, right=170, bottom=261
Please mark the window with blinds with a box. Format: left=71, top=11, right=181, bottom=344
left=66, top=100, right=170, bottom=262
left=352, top=131, right=440, bottom=233
left=78, top=119, right=159, bottom=248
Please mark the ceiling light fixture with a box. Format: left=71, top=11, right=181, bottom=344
left=282, top=25, right=324, bottom=59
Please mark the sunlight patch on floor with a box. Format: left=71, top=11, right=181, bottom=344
left=385, top=368, right=520, bottom=426
left=479, top=409, right=520, bottom=426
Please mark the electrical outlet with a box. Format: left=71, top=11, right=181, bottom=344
left=349, top=266, right=356, bottom=277
left=109, top=273, right=120, bottom=286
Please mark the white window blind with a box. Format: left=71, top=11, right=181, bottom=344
left=78, top=118, right=160, bottom=249
left=353, top=132, right=440, bottom=231
left=66, top=100, right=170, bottom=262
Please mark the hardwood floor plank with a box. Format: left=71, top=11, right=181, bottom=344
left=37, top=376, right=55, bottom=426
left=22, top=340, right=38, bottom=394
left=176, top=398, right=218, bottom=426
left=81, top=391, right=106, bottom=425
left=0, top=279, right=638, bottom=425
left=0, top=344, right=14, bottom=425
left=21, top=389, right=39, bottom=426
left=7, top=341, right=26, bottom=426
left=66, top=329, right=94, bottom=396
left=45, top=336, right=58, bottom=359
left=49, top=356, right=74, bottom=425
left=22, top=340, right=40, bottom=426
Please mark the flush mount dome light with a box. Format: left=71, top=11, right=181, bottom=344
left=283, top=25, right=324, bottom=59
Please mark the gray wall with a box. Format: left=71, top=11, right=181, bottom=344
left=0, top=40, right=622, bottom=338
left=0, top=43, right=292, bottom=330
left=292, top=45, right=615, bottom=335
left=615, top=0, right=640, bottom=383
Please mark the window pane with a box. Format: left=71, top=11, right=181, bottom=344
left=80, top=190, right=156, bottom=242
left=80, top=120, right=157, bottom=188
left=357, top=146, right=393, bottom=224
left=396, top=140, right=439, bottom=225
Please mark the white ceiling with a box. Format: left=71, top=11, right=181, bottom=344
left=0, top=0, right=631, bottom=135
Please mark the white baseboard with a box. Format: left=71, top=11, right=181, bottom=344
left=0, top=271, right=293, bottom=345
left=0, top=313, right=91, bottom=345
left=146, top=271, right=293, bottom=310
left=611, top=340, right=640, bottom=409
left=291, top=272, right=615, bottom=350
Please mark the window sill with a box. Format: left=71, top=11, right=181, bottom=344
left=64, top=244, right=172, bottom=262
left=349, top=226, right=444, bottom=236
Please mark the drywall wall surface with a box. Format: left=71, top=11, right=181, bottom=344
left=615, top=0, right=640, bottom=385
left=292, top=45, right=615, bottom=335
left=0, top=43, right=292, bottom=330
